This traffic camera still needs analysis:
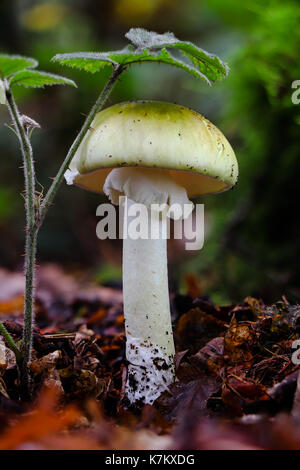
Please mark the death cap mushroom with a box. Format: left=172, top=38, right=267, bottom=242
left=65, top=100, right=238, bottom=404
left=65, top=100, right=238, bottom=195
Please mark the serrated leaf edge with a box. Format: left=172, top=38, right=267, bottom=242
left=9, top=70, right=77, bottom=88
left=0, top=54, right=38, bottom=78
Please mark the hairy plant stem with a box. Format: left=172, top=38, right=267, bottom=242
left=1, top=66, right=124, bottom=393
left=5, top=82, right=36, bottom=377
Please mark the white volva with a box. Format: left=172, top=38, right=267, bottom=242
left=104, top=167, right=192, bottom=404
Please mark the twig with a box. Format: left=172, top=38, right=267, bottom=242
left=42, top=333, right=76, bottom=340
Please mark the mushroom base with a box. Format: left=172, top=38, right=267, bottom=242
left=126, top=337, right=175, bottom=405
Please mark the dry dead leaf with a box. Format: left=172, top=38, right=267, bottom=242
left=175, top=307, right=226, bottom=353
left=0, top=387, right=80, bottom=450
left=224, top=316, right=257, bottom=365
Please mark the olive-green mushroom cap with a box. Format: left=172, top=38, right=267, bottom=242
left=66, top=101, right=238, bottom=197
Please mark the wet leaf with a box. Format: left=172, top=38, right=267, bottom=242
left=191, top=337, right=224, bottom=374
left=160, top=375, right=221, bottom=419
left=175, top=307, right=226, bottom=353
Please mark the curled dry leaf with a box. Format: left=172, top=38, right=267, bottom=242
left=30, top=350, right=62, bottom=375
left=224, top=316, right=257, bottom=365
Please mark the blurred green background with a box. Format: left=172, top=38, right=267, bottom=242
left=0, top=0, right=300, bottom=304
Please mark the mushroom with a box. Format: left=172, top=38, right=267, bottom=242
left=65, top=101, right=238, bottom=405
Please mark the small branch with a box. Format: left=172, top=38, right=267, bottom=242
left=0, top=321, right=22, bottom=362
left=38, top=65, right=125, bottom=226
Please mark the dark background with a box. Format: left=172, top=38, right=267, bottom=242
left=0, top=0, right=300, bottom=304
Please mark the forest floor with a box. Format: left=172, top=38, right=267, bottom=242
left=0, top=264, right=300, bottom=450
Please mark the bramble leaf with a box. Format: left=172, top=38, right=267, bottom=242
left=52, top=28, right=228, bottom=85
left=9, top=70, right=77, bottom=88
left=125, top=28, right=229, bottom=82
left=0, top=54, right=37, bottom=79
left=52, top=51, right=117, bottom=73
left=53, top=46, right=213, bottom=83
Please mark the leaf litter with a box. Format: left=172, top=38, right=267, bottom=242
left=0, top=265, right=300, bottom=449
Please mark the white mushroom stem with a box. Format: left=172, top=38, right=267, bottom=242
left=104, top=168, right=193, bottom=404
left=123, top=199, right=174, bottom=404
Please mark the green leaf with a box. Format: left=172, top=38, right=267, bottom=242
left=0, top=54, right=38, bottom=79
left=52, top=28, right=228, bottom=85
left=125, top=28, right=229, bottom=83
left=9, top=70, right=77, bottom=88
left=115, top=46, right=213, bottom=83
left=53, top=46, right=209, bottom=81
left=52, top=47, right=217, bottom=84
left=52, top=51, right=117, bottom=73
